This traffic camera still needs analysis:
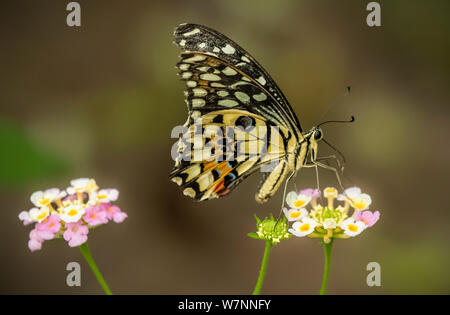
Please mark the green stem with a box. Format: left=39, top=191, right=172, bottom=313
left=320, top=240, right=333, bottom=295
left=79, top=242, right=112, bottom=295
left=253, top=240, right=272, bottom=295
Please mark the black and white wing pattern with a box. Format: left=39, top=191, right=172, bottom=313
left=170, top=23, right=303, bottom=203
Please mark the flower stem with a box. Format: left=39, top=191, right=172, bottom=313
left=253, top=240, right=272, bottom=295
left=320, top=240, right=333, bottom=295
left=79, top=242, right=112, bottom=295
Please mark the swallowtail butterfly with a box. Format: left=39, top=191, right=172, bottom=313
left=170, top=23, right=351, bottom=203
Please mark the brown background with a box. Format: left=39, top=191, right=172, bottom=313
left=1, top=0, right=449, bottom=294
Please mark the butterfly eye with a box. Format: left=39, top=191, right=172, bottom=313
left=314, top=130, right=322, bottom=140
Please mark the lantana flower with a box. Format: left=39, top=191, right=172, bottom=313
left=285, top=186, right=379, bottom=243
left=30, top=188, right=65, bottom=207
left=283, top=207, right=308, bottom=222
left=19, top=178, right=127, bottom=251
left=90, top=189, right=119, bottom=204
left=340, top=218, right=366, bottom=237
left=284, top=186, right=381, bottom=295
left=28, top=206, right=50, bottom=223
left=289, top=217, right=318, bottom=237
left=60, top=204, right=85, bottom=223
left=354, top=210, right=380, bottom=227
left=64, top=221, right=89, bottom=247
left=286, top=191, right=312, bottom=209
left=338, top=186, right=372, bottom=211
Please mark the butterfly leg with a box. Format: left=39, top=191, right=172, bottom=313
left=273, top=170, right=296, bottom=231
left=301, top=163, right=322, bottom=193
left=280, top=170, right=296, bottom=210
left=311, top=160, right=344, bottom=190
left=316, top=155, right=354, bottom=187
left=315, top=154, right=344, bottom=172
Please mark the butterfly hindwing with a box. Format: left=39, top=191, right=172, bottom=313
left=170, top=110, right=290, bottom=201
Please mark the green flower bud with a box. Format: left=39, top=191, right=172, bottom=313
left=248, top=214, right=291, bottom=245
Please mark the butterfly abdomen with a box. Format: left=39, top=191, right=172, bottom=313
left=255, top=159, right=288, bottom=204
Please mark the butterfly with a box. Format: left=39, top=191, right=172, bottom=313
left=169, top=23, right=352, bottom=204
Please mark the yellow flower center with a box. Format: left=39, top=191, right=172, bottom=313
left=294, top=200, right=306, bottom=208
left=299, top=223, right=310, bottom=232
left=98, top=194, right=107, bottom=200
left=67, top=209, right=78, bottom=216
left=39, top=198, right=50, bottom=205
left=37, top=212, right=47, bottom=220
left=353, top=202, right=366, bottom=210
left=290, top=212, right=301, bottom=219
left=348, top=224, right=358, bottom=232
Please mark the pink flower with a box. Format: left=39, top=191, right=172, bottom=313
left=28, top=238, right=43, bottom=251
left=35, top=214, right=61, bottom=240
left=101, top=203, right=128, bottom=223
left=28, top=229, right=44, bottom=251
left=63, top=221, right=89, bottom=247
left=299, top=188, right=321, bottom=206
left=83, top=205, right=108, bottom=226
left=354, top=210, right=380, bottom=227
left=299, top=188, right=321, bottom=199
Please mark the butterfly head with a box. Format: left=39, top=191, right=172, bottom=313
left=307, top=116, right=356, bottom=171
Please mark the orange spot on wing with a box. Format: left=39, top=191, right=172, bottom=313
left=213, top=179, right=225, bottom=194
left=202, top=161, right=235, bottom=196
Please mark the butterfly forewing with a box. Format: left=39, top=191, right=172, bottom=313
left=174, top=23, right=302, bottom=134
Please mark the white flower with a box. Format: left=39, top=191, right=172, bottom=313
left=283, top=207, right=308, bottom=222
left=349, top=194, right=372, bottom=211
left=29, top=207, right=50, bottom=223
left=340, top=218, right=366, bottom=237
left=289, top=217, right=318, bottom=237
left=18, top=210, right=33, bottom=225
left=60, top=204, right=85, bottom=223
left=66, top=178, right=98, bottom=195
left=286, top=191, right=312, bottom=209
left=338, top=187, right=372, bottom=211
left=89, top=189, right=119, bottom=204
left=57, top=190, right=67, bottom=199
left=30, top=188, right=61, bottom=207
left=338, top=187, right=361, bottom=200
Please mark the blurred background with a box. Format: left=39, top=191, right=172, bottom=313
left=1, top=0, right=449, bottom=294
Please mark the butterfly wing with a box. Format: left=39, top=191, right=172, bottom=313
left=171, top=23, right=302, bottom=202
left=174, top=23, right=302, bottom=134
left=170, top=109, right=290, bottom=201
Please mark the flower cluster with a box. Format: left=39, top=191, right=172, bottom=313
left=19, top=178, right=127, bottom=251
left=284, top=187, right=379, bottom=243
left=248, top=214, right=291, bottom=245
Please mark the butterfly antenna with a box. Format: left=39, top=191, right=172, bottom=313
left=317, top=115, right=355, bottom=128
left=322, top=138, right=347, bottom=172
